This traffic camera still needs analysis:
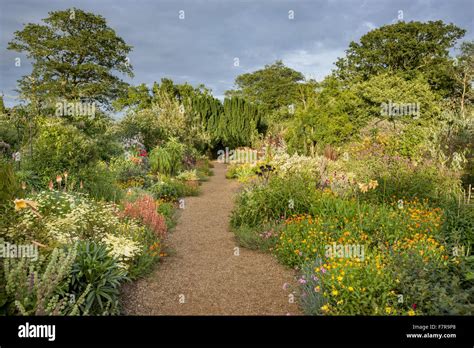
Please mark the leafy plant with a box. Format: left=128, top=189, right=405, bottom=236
left=69, top=241, right=128, bottom=315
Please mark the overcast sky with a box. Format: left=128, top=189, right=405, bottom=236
left=0, top=0, right=473, bottom=107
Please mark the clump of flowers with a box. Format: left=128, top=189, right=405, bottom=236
left=176, top=169, right=199, bottom=181
left=121, top=194, right=167, bottom=239
left=271, top=153, right=323, bottom=179
left=357, top=179, right=379, bottom=193
left=102, top=233, right=141, bottom=269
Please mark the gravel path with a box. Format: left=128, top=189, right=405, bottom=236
left=121, top=161, right=300, bottom=315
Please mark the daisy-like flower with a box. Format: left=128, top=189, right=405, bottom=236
left=358, top=183, right=369, bottom=193
left=397, top=199, right=404, bottom=209
left=368, top=180, right=379, bottom=190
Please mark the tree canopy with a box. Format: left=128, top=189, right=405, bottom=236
left=8, top=8, right=133, bottom=110
left=335, top=21, right=466, bottom=96
left=226, top=60, right=305, bottom=111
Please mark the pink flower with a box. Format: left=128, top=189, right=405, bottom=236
left=320, top=267, right=327, bottom=274
left=298, top=278, right=307, bottom=284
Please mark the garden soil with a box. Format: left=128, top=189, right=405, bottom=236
left=121, top=162, right=301, bottom=315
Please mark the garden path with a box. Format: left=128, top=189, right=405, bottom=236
left=121, top=161, right=300, bottom=315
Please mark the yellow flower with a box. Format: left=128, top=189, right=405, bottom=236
left=314, top=286, right=320, bottom=293
left=14, top=199, right=38, bottom=211
left=337, top=299, right=344, bottom=305
left=385, top=307, right=392, bottom=314
left=14, top=199, right=27, bottom=210
left=337, top=276, right=343, bottom=282
left=321, top=305, right=330, bottom=313
left=331, top=290, right=339, bottom=296
left=348, top=286, right=354, bottom=292
left=358, top=183, right=369, bottom=193
left=408, top=309, right=416, bottom=316
left=368, top=180, right=379, bottom=190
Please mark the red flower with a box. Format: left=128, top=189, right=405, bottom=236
left=412, top=303, right=417, bottom=310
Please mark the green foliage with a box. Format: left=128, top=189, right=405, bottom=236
left=110, top=155, right=147, bottom=184
left=8, top=7, right=133, bottom=108
left=70, top=241, right=128, bottom=315
left=388, top=250, right=472, bottom=315
left=150, top=177, right=199, bottom=201
left=77, top=161, right=123, bottom=202
left=335, top=20, right=465, bottom=96
left=230, top=174, right=319, bottom=228
left=149, top=138, right=184, bottom=176
left=119, top=108, right=164, bottom=150
left=0, top=160, right=20, bottom=207
left=2, top=247, right=90, bottom=316
left=212, top=97, right=262, bottom=149
left=226, top=60, right=304, bottom=111
left=156, top=201, right=178, bottom=230
left=354, top=73, right=441, bottom=121
left=25, top=118, right=98, bottom=183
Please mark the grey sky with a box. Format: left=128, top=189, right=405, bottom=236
left=1, top=0, right=473, bottom=107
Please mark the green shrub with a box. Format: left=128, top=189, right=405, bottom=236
left=151, top=177, right=199, bottom=201
left=0, top=160, right=20, bottom=207
left=1, top=247, right=90, bottom=316
left=77, top=161, right=123, bottom=202
left=70, top=241, right=128, bottom=315
left=110, top=155, right=147, bottom=184
left=157, top=201, right=177, bottom=230
left=387, top=246, right=472, bottom=315
left=24, top=119, right=99, bottom=185
left=149, top=138, right=185, bottom=176
left=230, top=174, right=319, bottom=228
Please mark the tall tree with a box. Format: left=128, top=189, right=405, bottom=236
left=226, top=60, right=304, bottom=111
left=8, top=8, right=133, bottom=110
left=454, top=41, right=474, bottom=116
left=335, top=21, right=465, bottom=96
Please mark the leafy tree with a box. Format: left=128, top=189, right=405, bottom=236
left=353, top=73, right=441, bottom=122
left=113, top=84, right=153, bottom=112
left=0, top=96, right=6, bottom=114
left=454, top=41, right=474, bottom=116
left=335, top=21, right=465, bottom=96
left=8, top=8, right=133, bottom=110
left=214, top=97, right=263, bottom=149
left=226, top=60, right=304, bottom=111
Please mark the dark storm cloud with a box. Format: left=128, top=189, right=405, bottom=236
left=1, top=0, right=473, bottom=106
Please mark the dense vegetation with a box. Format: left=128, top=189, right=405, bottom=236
left=0, top=8, right=472, bottom=316
left=227, top=21, right=473, bottom=315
